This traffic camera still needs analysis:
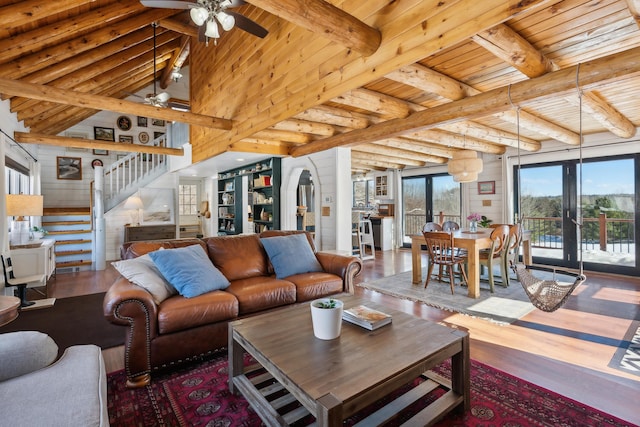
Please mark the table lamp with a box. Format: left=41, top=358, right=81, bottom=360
left=123, top=195, right=143, bottom=226
left=6, top=194, right=44, bottom=246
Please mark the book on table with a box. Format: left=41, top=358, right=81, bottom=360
left=342, top=305, right=392, bottom=330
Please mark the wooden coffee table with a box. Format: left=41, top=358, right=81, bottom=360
left=229, top=294, right=469, bottom=426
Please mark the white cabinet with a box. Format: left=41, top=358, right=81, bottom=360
left=10, top=239, right=56, bottom=288
left=371, top=217, right=394, bottom=251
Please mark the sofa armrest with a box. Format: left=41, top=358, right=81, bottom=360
left=315, top=252, right=363, bottom=293
left=0, top=331, right=58, bottom=382
left=103, top=277, right=159, bottom=386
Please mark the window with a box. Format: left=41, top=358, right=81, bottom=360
left=353, top=179, right=374, bottom=207
left=4, top=158, right=30, bottom=195
left=178, top=184, right=198, bottom=215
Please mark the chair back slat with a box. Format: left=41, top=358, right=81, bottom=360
left=442, top=221, right=460, bottom=231
left=422, top=222, right=442, bottom=232
left=1, top=255, right=16, bottom=282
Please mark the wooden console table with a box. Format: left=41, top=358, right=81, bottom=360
left=124, top=224, right=176, bottom=242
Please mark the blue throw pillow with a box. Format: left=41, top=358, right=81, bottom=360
left=261, top=233, right=323, bottom=279
left=148, top=244, right=230, bottom=298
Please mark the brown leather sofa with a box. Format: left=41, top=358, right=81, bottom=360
left=103, top=230, right=362, bottom=387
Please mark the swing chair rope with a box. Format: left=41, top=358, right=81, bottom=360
left=509, top=71, right=587, bottom=312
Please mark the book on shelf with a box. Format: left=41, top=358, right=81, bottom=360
left=342, top=305, right=392, bottom=330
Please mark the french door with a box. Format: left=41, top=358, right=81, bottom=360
left=514, top=154, right=638, bottom=275
left=401, top=174, right=460, bottom=246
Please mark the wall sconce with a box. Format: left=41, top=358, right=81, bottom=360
left=6, top=194, right=44, bottom=246
left=447, top=150, right=483, bottom=183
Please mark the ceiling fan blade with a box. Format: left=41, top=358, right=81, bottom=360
left=227, top=11, right=268, bottom=38
left=226, top=0, right=247, bottom=7
left=140, top=0, right=196, bottom=9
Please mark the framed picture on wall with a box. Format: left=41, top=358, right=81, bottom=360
left=94, top=126, right=115, bottom=141
left=119, top=135, right=133, bottom=143
left=137, top=116, right=148, bottom=127
left=151, top=118, right=165, bottom=127
left=478, top=181, right=495, bottom=195
left=93, top=149, right=108, bottom=155
left=56, top=156, right=82, bottom=180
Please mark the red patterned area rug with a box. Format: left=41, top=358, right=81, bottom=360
left=107, top=349, right=633, bottom=427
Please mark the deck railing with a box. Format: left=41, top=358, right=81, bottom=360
left=404, top=212, right=462, bottom=236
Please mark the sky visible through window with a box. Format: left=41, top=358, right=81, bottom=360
left=520, top=159, right=634, bottom=197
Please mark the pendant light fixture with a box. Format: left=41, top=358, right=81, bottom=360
left=447, top=149, right=483, bottom=183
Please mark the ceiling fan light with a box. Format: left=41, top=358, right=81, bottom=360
left=190, top=7, right=208, bottom=26
left=205, top=19, right=220, bottom=38
left=216, top=11, right=235, bottom=31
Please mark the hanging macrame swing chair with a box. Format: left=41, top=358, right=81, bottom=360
left=509, top=73, right=586, bottom=313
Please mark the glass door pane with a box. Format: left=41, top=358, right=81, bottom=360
left=518, top=165, right=565, bottom=262
left=402, top=177, right=426, bottom=245
left=580, top=158, right=635, bottom=269
left=433, top=175, right=460, bottom=226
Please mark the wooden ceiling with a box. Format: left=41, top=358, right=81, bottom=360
left=2, top=0, right=640, bottom=174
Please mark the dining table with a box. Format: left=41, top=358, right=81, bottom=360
left=411, top=228, right=532, bottom=298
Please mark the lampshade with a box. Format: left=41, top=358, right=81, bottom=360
left=6, top=194, right=44, bottom=219
left=216, top=11, right=235, bottom=31
left=190, top=7, right=208, bottom=26
left=205, top=19, right=220, bottom=38
left=123, top=196, right=143, bottom=210
left=447, top=150, right=483, bottom=183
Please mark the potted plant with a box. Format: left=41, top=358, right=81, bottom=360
left=310, top=298, right=344, bottom=340
left=30, top=226, right=48, bottom=240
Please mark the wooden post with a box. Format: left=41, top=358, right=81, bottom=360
left=599, top=212, right=607, bottom=251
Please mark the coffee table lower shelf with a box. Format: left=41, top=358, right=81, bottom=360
left=231, top=361, right=465, bottom=426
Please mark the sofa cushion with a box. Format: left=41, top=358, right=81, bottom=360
left=121, top=239, right=206, bottom=260
left=205, top=234, right=269, bottom=281
left=225, top=276, right=296, bottom=315
left=0, top=332, right=58, bottom=382
left=111, top=254, right=176, bottom=304
left=149, top=244, right=230, bottom=298
left=157, top=291, right=239, bottom=334
left=285, top=271, right=344, bottom=302
left=260, top=233, right=323, bottom=279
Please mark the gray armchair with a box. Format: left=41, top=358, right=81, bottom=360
left=0, top=331, right=109, bottom=426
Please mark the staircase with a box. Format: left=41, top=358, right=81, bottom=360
left=42, top=207, right=93, bottom=272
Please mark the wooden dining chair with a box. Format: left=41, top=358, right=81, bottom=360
left=422, top=222, right=442, bottom=232
left=478, top=225, right=510, bottom=292
left=422, top=231, right=468, bottom=294
left=503, top=224, right=522, bottom=286
left=441, top=220, right=460, bottom=231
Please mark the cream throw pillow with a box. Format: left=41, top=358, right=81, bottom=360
left=112, top=253, right=177, bottom=304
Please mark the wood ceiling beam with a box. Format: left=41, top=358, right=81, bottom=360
left=14, top=132, right=184, bottom=156
left=474, top=23, right=636, bottom=138
left=0, top=1, right=145, bottom=65
left=230, top=140, right=292, bottom=156
left=160, top=35, right=190, bottom=89
left=331, top=88, right=411, bottom=119
left=253, top=129, right=311, bottom=144
left=270, top=119, right=336, bottom=136
left=350, top=154, right=406, bottom=170
left=13, top=33, right=180, bottom=117
left=0, top=9, right=177, bottom=81
left=351, top=162, right=387, bottom=172
left=376, top=138, right=456, bottom=159
left=0, top=0, right=89, bottom=30
left=625, top=0, right=640, bottom=27
left=352, top=150, right=426, bottom=167
left=22, top=53, right=172, bottom=128
left=407, top=130, right=506, bottom=155
left=440, top=121, right=540, bottom=150
left=290, top=46, right=640, bottom=157
left=158, top=17, right=199, bottom=38
left=203, top=0, right=552, bottom=158
left=294, top=106, right=370, bottom=129
left=358, top=143, right=447, bottom=164
left=246, top=0, right=381, bottom=56
left=0, top=77, right=232, bottom=131
left=386, top=62, right=578, bottom=145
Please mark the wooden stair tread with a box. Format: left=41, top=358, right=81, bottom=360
left=43, top=220, right=91, bottom=226
left=55, top=239, right=92, bottom=245
left=43, top=207, right=90, bottom=215
left=55, top=249, right=92, bottom=256
left=56, top=260, right=92, bottom=268
left=48, top=230, right=92, bottom=235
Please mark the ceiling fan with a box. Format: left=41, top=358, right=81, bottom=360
left=126, top=23, right=171, bottom=107
left=140, top=0, right=268, bottom=44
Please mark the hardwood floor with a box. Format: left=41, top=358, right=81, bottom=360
left=39, top=248, right=639, bottom=425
